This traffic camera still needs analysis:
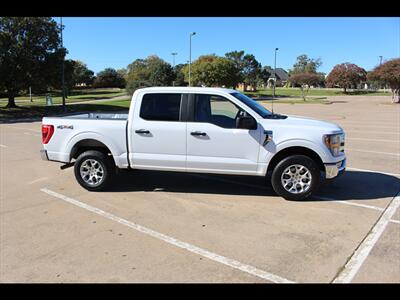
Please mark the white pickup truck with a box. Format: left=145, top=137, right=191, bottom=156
left=41, top=87, right=346, bottom=200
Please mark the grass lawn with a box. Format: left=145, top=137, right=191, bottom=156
left=0, top=88, right=127, bottom=107
left=246, top=87, right=391, bottom=98
left=0, top=98, right=131, bottom=121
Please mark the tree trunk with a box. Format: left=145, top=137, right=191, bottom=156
left=5, top=93, right=17, bottom=108
left=301, top=85, right=306, bottom=101
left=343, top=87, right=347, bottom=94
left=392, top=88, right=400, bottom=103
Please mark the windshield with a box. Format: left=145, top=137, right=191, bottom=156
left=230, top=92, right=272, bottom=118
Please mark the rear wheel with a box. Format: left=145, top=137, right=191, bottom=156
left=74, top=150, right=115, bottom=191
left=271, top=155, right=320, bottom=201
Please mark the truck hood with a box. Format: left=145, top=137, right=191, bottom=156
left=261, top=114, right=343, bottom=134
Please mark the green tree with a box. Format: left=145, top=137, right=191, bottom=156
left=73, top=60, right=95, bottom=86
left=93, top=68, right=126, bottom=88
left=288, top=54, right=325, bottom=93
left=182, top=54, right=240, bottom=88
left=242, top=54, right=262, bottom=90
left=225, top=50, right=245, bottom=83
left=126, top=55, right=175, bottom=94
left=225, top=51, right=262, bottom=90
left=0, top=17, right=64, bottom=107
left=290, top=54, right=322, bottom=75
left=173, top=63, right=188, bottom=86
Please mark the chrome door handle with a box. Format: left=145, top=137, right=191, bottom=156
left=135, top=129, right=150, bottom=134
left=190, top=131, right=206, bottom=136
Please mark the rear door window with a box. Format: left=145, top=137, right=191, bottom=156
left=140, top=93, right=182, bottom=121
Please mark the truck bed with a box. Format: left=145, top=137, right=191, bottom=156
left=42, top=111, right=129, bottom=168
left=57, top=111, right=129, bottom=120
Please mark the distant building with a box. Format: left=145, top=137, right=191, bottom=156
left=266, top=68, right=289, bottom=88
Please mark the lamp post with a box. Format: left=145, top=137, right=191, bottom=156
left=171, top=52, right=177, bottom=86
left=60, top=17, right=66, bottom=111
left=273, top=48, right=279, bottom=99
left=189, top=32, right=196, bottom=87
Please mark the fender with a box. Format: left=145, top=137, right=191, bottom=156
left=66, top=131, right=122, bottom=163
left=272, top=139, right=330, bottom=162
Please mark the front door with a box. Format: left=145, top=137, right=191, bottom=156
left=186, top=94, right=261, bottom=175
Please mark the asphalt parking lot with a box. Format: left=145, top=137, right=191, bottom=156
left=1, top=95, right=399, bottom=283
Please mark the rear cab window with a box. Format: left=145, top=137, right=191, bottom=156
left=140, top=93, right=182, bottom=121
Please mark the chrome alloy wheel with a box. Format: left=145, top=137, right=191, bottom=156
left=281, top=164, right=312, bottom=194
left=79, top=159, right=104, bottom=187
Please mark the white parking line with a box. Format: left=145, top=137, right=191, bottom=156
left=40, top=188, right=294, bottom=283
left=314, top=196, right=384, bottom=212
left=347, top=167, right=400, bottom=178
left=5, top=125, right=41, bottom=133
left=332, top=191, right=400, bottom=283
left=24, top=132, right=41, bottom=137
left=28, top=177, right=49, bottom=185
left=347, top=137, right=399, bottom=143
left=345, top=130, right=399, bottom=135
left=0, top=144, right=7, bottom=148
left=389, top=219, right=400, bottom=225
left=347, top=148, right=400, bottom=157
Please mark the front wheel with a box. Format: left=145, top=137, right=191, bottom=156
left=271, top=155, right=320, bottom=201
left=74, top=150, right=115, bottom=191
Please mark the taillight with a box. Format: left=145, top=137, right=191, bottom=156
left=42, top=124, right=54, bottom=144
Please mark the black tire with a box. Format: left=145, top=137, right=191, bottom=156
left=271, top=155, right=320, bottom=201
left=74, top=150, right=115, bottom=191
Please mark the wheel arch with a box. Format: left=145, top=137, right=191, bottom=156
left=266, top=146, right=325, bottom=174
left=70, top=139, right=115, bottom=165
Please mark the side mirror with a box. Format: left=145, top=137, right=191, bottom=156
left=236, top=116, right=257, bottom=130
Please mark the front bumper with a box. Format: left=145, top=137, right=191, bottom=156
left=325, top=158, right=346, bottom=179
left=40, top=149, right=49, bottom=161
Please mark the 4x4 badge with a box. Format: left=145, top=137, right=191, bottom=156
left=57, top=125, right=73, bottom=129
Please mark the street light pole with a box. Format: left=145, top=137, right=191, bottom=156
left=172, top=52, right=177, bottom=86
left=273, top=48, right=279, bottom=99
left=60, top=17, right=66, bottom=111
left=379, top=56, right=383, bottom=65
left=189, top=32, right=196, bottom=87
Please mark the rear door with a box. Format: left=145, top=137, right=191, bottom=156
left=186, top=93, right=262, bottom=175
left=130, top=92, right=187, bottom=171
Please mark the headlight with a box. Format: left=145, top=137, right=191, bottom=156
left=324, top=133, right=345, bottom=157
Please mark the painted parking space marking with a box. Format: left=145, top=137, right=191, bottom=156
left=24, top=132, right=41, bottom=137
left=314, top=196, right=384, bottom=212
left=4, top=125, right=41, bottom=133
left=346, top=137, right=399, bottom=143
left=389, top=219, right=400, bottom=225
left=347, top=148, right=400, bottom=157
left=0, top=144, right=7, bottom=148
left=332, top=191, right=400, bottom=283
left=345, top=130, right=399, bottom=135
left=40, top=188, right=294, bottom=283
left=27, top=177, right=49, bottom=185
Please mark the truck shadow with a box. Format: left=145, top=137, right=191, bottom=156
left=108, top=170, right=399, bottom=202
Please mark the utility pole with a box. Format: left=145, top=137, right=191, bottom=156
left=172, top=52, right=177, bottom=86
left=189, top=32, right=196, bottom=87
left=273, top=48, right=279, bottom=99
left=60, top=17, right=66, bottom=112
left=379, top=56, right=383, bottom=65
